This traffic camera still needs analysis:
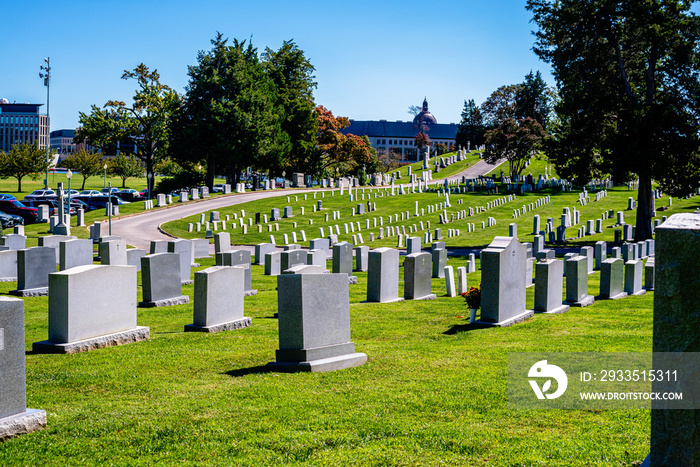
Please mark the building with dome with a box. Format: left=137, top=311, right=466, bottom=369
left=341, top=98, right=457, bottom=161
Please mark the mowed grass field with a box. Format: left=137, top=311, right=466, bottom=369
left=1, top=170, right=699, bottom=465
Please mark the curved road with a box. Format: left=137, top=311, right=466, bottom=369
left=110, top=157, right=506, bottom=251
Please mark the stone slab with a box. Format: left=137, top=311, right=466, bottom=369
left=565, top=295, right=595, bottom=307
left=138, top=296, right=189, bottom=308
left=473, top=310, right=535, bottom=327
left=0, top=409, right=46, bottom=440
left=9, top=287, right=48, bottom=297
left=266, top=352, right=367, bottom=373
left=534, top=304, right=570, bottom=315
left=32, top=326, right=150, bottom=354
left=184, top=317, right=251, bottom=333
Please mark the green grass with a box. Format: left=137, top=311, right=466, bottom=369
left=2, top=171, right=699, bottom=465
left=393, top=150, right=483, bottom=180
left=1, top=251, right=659, bottom=466
left=163, top=182, right=699, bottom=251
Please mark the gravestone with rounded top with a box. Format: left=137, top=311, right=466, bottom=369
left=32, top=264, right=148, bottom=354
left=139, top=253, right=189, bottom=307
left=185, top=266, right=250, bottom=333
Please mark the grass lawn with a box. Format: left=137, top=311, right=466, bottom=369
left=393, top=150, right=483, bottom=180
left=1, top=171, right=698, bottom=465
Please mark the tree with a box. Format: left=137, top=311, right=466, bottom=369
left=481, top=84, right=520, bottom=127
left=313, top=105, right=376, bottom=176
left=262, top=40, right=318, bottom=177
left=483, top=117, right=545, bottom=178
left=455, top=99, right=486, bottom=149
left=0, top=143, right=54, bottom=192
left=108, top=154, right=144, bottom=188
left=414, top=132, right=432, bottom=150
left=75, top=64, right=179, bottom=196
left=59, top=148, right=104, bottom=190
left=170, top=34, right=281, bottom=186
left=514, top=70, right=551, bottom=128
left=528, top=0, right=700, bottom=240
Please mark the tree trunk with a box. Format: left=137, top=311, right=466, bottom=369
left=635, top=174, right=654, bottom=241
left=81, top=177, right=87, bottom=191
left=17, top=176, right=22, bottom=193
left=121, top=177, right=127, bottom=188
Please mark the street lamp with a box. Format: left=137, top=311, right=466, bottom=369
left=66, top=170, right=72, bottom=225
left=103, top=163, right=107, bottom=188
left=39, top=57, right=51, bottom=189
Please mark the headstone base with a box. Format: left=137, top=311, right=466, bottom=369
left=266, top=352, right=367, bottom=373
left=410, top=293, right=437, bottom=301
left=0, top=277, right=17, bottom=282
left=139, top=296, right=190, bottom=308
left=32, top=326, right=150, bottom=354
left=348, top=276, right=358, bottom=285
left=9, top=287, right=48, bottom=297
left=534, top=304, right=570, bottom=315
left=598, top=292, right=628, bottom=300
left=565, top=295, right=595, bottom=307
left=181, top=280, right=194, bottom=286
left=184, top=317, right=251, bottom=333
left=644, top=286, right=654, bottom=291
left=0, top=409, right=47, bottom=440
left=192, top=262, right=200, bottom=268
left=474, top=310, right=534, bottom=328
left=362, top=297, right=405, bottom=304
left=629, top=289, right=647, bottom=296
left=244, top=289, right=258, bottom=297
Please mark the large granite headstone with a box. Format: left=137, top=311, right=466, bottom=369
left=403, top=252, right=436, bottom=300
left=254, top=243, right=275, bottom=265
left=534, top=258, right=569, bottom=314
left=10, top=247, right=56, bottom=296
left=599, top=258, right=627, bottom=300
left=33, top=265, right=148, bottom=354
left=332, top=242, right=356, bottom=284
left=649, top=213, right=700, bottom=466
left=267, top=273, right=367, bottom=372
left=59, top=239, right=93, bottom=271
left=477, top=237, right=532, bottom=326
left=0, top=297, right=46, bottom=439
left=185, top=266, right=251, bottom=333
left=367, top=248, right=403, bottom=303
left=217, top=250, right=257, bottom=296
left=167, top=239, right=194, bottom=285
left=139, top=253, right=189, bottom=307
left=564, top=256, right=595, bottom=306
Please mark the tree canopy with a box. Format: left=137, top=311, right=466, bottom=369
left=0, top=143, right=54, bottom=192
left=484, top=117, right=546, bottom=178
left=108, top=154, right=144, bottom=188
left=59, top=149, right=104, bottom=190
left=75, top=64, right=179, bottom=195
left=169, top=33, right=283, bottom=186
left=528, top=0, right=700, bottom=240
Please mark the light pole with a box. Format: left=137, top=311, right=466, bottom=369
left=66, top=170, right=72, bottom=225
left=103, top=163, right=107, bottom=189
left=39, top=57, right=51, bottom=189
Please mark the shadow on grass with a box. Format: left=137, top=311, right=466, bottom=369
left=443, top=322, right=489, bottom=334
left=225, top=365, right=271, bottom=377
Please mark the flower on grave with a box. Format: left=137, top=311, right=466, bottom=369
left=461, top=285, right=481, bottom=310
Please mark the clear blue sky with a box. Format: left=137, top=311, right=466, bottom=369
left=3, top=0, right=553, bottom=131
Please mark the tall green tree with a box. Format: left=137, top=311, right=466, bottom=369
left=0, top=143, right=54, bottom=192
left=514, top=70, right=551, bottom=128
left=170, top=34, right=282, bottom=186
left=528, top=0, right=700, bottom=240
left=75, top=64, right=180, bottom=196
left=484, top=117, right=546, bottom=178
left=108, top=154, right=144, bottom=188
left=59, top=148, right=103, bottom=190
left=455, top=99, right=485, bottom=149
left=261, top=40, right=318, bottom=177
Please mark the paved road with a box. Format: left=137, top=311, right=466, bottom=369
left=109, top=157, right=506, bottom=251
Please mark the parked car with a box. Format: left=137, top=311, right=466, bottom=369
left=70, top=199, right=90, bottom=212
left=117, top=189, right=143, bottom=202
left=80, top=196, right=128, bottom=210
left=79, top=190, right=102, bottom=197
left=61, top=189, right=80, bottom=197
left=0, top=194, right=17, bottom=200
left=138, top=189, right=149, bottom=197
left=0, top=210, right=23, bottom=229
left=100, top=187, right=120, bottom=195
left=24, top=189, right=57, bottom=202
left=0, top=199, right=39, bottom=224
left=22, top=199, right=75, bottom=216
